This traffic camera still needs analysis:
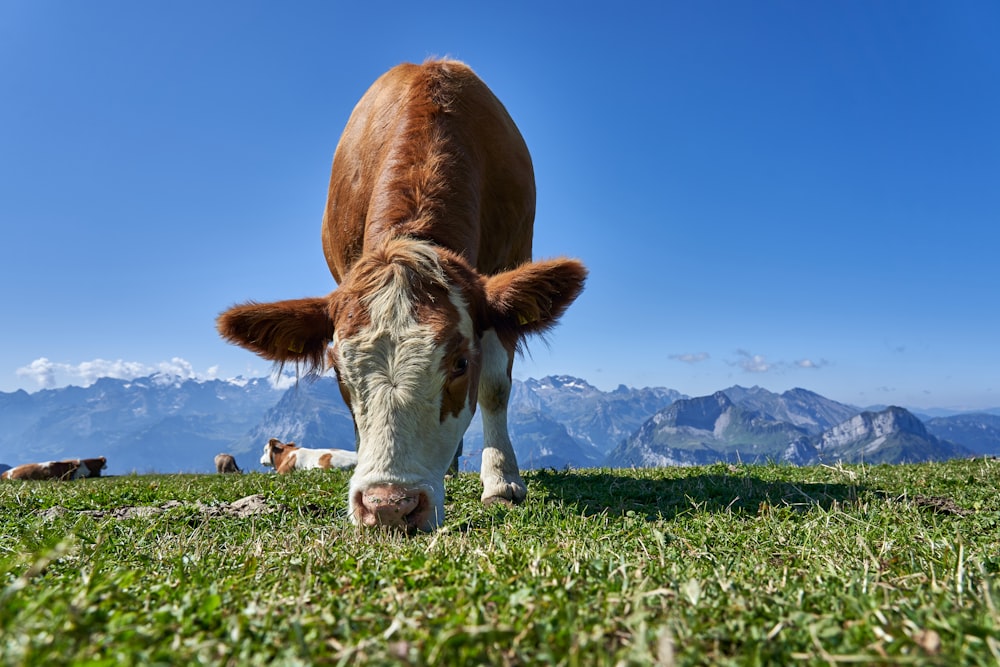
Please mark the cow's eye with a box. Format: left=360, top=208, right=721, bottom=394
left=452, top=357, right=469, bottom=378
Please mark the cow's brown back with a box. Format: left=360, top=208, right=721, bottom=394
left=321, top=59, right=535, bottom=283
left=1, top=460, right=81, bottom=481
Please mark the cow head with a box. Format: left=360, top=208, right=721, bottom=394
left=81, top=456, right=107, bottom=477
left=260, top=438, right=294, bottom=468
left=218, top=238, right=585, bottom=533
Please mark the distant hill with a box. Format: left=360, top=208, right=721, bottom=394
left=720, top=385, right=859, bottom=435
left=924, top=413, right=1000, bottom=457
left=814, top=406, right=971, bottom=464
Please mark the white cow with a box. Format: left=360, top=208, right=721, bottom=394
left=260, top=438, right=357, bottom=474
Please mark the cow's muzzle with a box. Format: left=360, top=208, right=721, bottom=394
left=353, top=484, right=433, bottom=534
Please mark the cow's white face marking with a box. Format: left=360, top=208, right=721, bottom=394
left=260, top=440, right=280, bottom=468
left=333, top=252, right=479, bottom=531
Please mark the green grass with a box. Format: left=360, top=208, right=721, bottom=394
left=2, top=459, right=999, bottom=665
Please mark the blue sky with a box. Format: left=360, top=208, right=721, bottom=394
left=2, top=1, right=997, bottom=410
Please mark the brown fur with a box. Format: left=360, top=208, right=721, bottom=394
left=275, top=451, right=299, bottom=474
left=2, top=460, right=81, bottom=481
left=264, top=438, right=302, bottom=475
left=217, top=60, right=585, bottom=377
left=322, top=61, right=535, bottom=280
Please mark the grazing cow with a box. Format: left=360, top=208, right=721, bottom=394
left=260, top=438, right=358, bottom=474
left=214, top=453, right=242, bottom=474
left=217, top=59, right=587, bottom=532
left=1, top=459, right=86, bottom=481
left=79, top=457, right=107, bottom=478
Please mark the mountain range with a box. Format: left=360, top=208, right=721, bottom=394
left=0, top=375, right=283, bottom=474
left=0, top=374, right=995, bottom=474
left=608, top=391, right=971, bottom=467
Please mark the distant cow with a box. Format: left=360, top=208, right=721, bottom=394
left=1, top=456, right=106, bottom=481
left=2, top=459, right=85, bottom=481
left=217, top=60, right=586, bottom=532
left=260, top=438, right=357, bottom=474
left=79, top=457, right=107, bottom=478
left=215, top=453, right=241, bottom=474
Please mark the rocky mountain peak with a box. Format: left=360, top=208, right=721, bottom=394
left=821, top=406, right=928, bottom=448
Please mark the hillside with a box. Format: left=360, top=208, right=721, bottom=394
left=1, top=459, right=997, bottom=664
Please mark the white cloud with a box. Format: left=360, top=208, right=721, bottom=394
left=15, top=358, right=59, bottom=388
left=733, top=349, right=771, bottom=373
left=269, top=371, right=300, bottom=391
left=669, top=352, right=710, bottom=364
left=78, top=359, right=153, bottom=385
left=723, top=351, right=828, bottom=374
left=15, top=357, right=223, bottom=390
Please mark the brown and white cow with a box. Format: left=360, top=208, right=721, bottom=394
left=260, top=438, right=358, bottom=474
left=215, top=453, right=242, bottom=474
left=0, top=456, right=106, bottom=480
left=1, top=459, right=85, bottom=481
left=217, top=59, right=587, bottom=532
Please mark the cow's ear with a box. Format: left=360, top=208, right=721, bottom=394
left=483, top=258, right=587, bottom=346
left=217, top=296, right=335, bottom=372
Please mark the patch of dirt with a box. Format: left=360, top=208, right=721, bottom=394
left=912, top=495, right=972, bottom=516
left=37, top=494, right=286, bottom=521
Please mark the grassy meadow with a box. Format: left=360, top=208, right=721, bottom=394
left=1, top=458, right=998, bottom=665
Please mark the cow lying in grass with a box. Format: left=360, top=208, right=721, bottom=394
left=260, top=438, right=357, bottom=474
left=1, top=456, right=106, bottom=481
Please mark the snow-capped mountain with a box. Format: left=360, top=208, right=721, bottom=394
left=0, top=375, right=283, bottom=474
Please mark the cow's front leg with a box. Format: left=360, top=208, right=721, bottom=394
left=477, top=330, right=527, bottom=505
